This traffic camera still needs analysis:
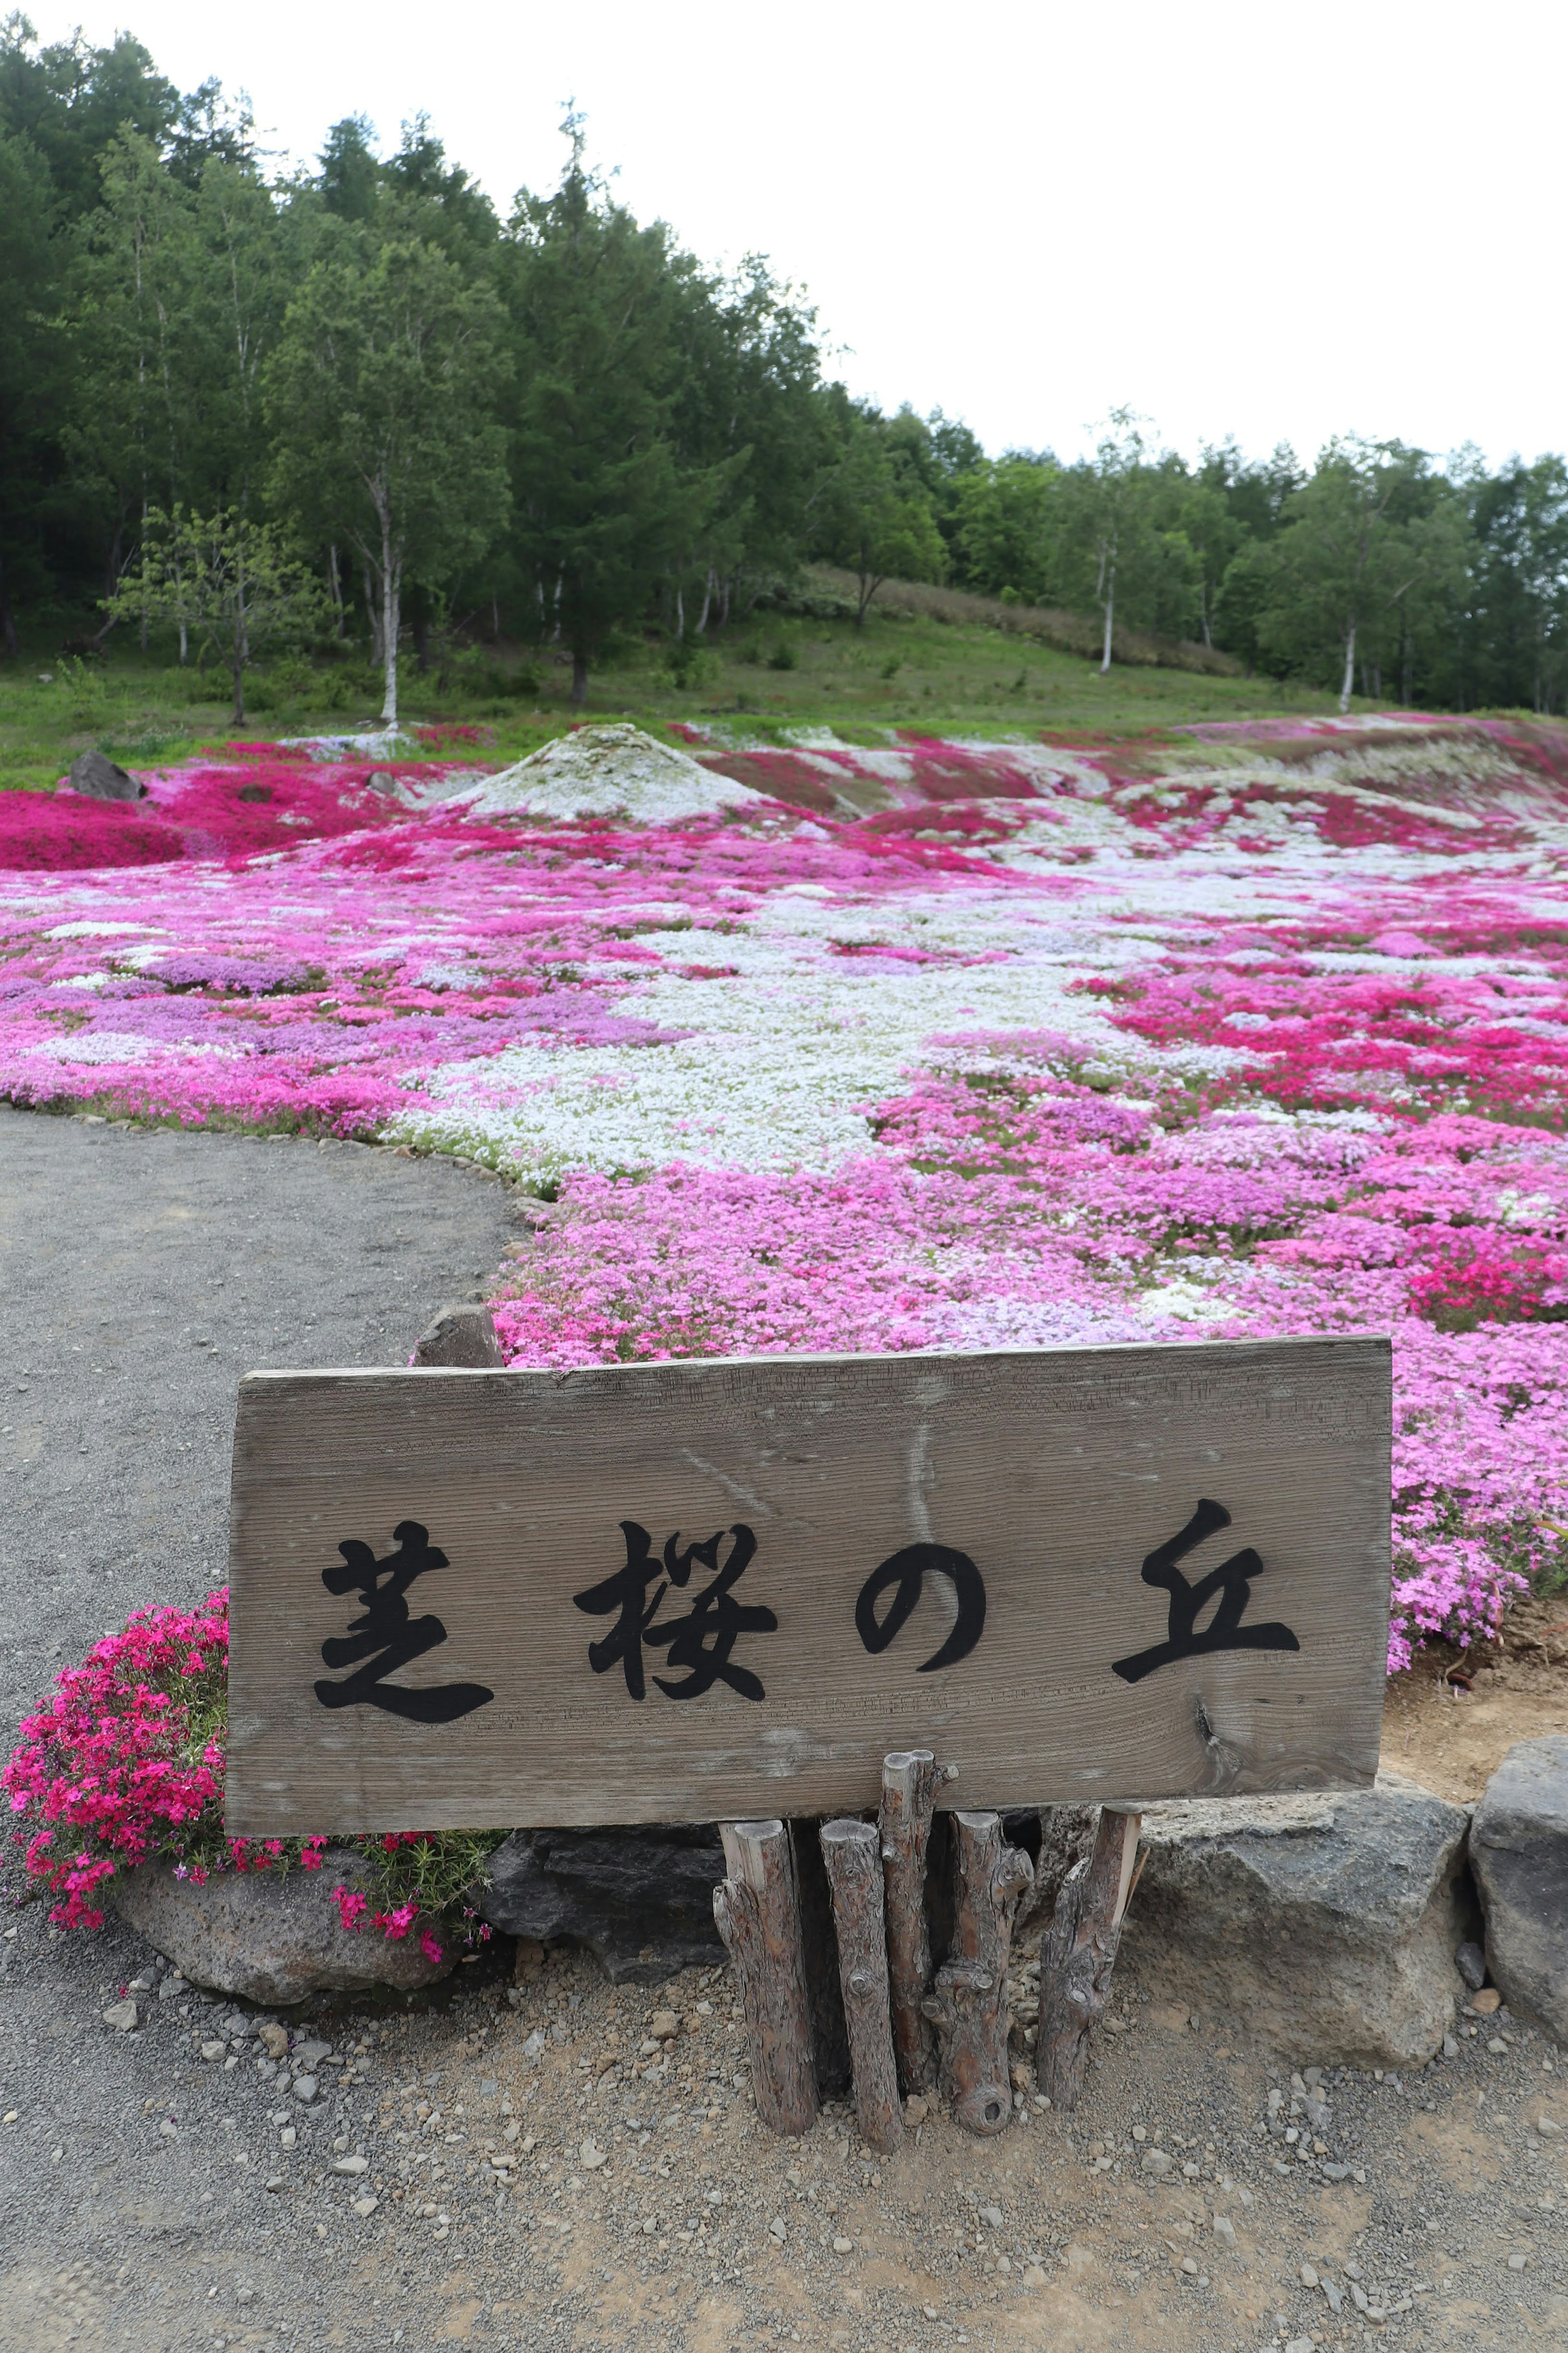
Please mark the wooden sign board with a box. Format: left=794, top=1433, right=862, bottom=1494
left=225, top=1336, right=1391, bottom=1835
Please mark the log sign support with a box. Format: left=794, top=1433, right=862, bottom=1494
left=712, top=1819, right=818, bottom=2139
left=1036, top=1804, right=1144, bottom=2112
left=719, top=1761, right=1140, bottom=2143
left=921, top=1810, right=1034, bottom=2134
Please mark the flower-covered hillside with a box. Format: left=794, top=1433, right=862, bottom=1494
left=4, top=712, right=1568, bottom=1672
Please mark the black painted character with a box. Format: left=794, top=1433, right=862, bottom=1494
left=314, top=1519, right=494, bottom=1722
left=855, top=1542, right=987, bottom=1673
left=1110, top=1497, right=1300, bottom=1686
left=572, top=1521, right=777, bottom=1702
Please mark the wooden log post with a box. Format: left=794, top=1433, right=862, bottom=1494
left=878, top=1749, right=945, bottom=2095
left=1035, top=1804, right=1143, bottom=2114
left=819, top=1819, right=904, bottom=2155
left=713, top=1819, right=819, bottom=2139
left=920, top=1810, right=1033, bottom=2136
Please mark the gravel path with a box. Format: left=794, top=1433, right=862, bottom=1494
left=0, top=1106, right=1565, bottom=2353
left=0, top=1104, right=514, bottom=1726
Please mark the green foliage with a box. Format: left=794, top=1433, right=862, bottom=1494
left=104, top=507, right=327, bottom=721
left=1234, top=440, right=1470, bottom=707
left=267, top=225, right=510, bottom=724
left=501, top=125, right=733, bottom=704
left=2, top=14, right=1568, bottom=722
left=813, top=399, right=947, bottom=623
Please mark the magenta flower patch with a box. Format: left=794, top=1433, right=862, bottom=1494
left=2, top=714, right=1566, bottom=1693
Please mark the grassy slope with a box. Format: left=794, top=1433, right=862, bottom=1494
left=1, top=600, right=1363, bottom=792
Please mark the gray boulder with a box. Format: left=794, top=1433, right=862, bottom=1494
left=1118, top=1770, right=1474, bottom=2066
left=1470, top=1736, right=1568, bottom=2041
left=412, top=1303, right=504, bottom=1367
left=108, top=1847, right=456, bottom=2005
left=477, top=1825, right=726, bottom=1984
left=68, top=749, right=146, bottom=801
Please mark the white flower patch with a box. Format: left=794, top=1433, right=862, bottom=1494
left=1137, top=1278, right=1243, bottom=1325
left=398, top=947, right=1165, bottom=1176
left=44, top=921, right=170, bottom=939
left=27, top=1031, right=239, bottom=1066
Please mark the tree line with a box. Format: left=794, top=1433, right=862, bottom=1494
left=4, top=20, right=1567, bottom=721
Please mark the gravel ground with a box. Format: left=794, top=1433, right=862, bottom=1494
left=1, top=1104, right=1565, bottom=2353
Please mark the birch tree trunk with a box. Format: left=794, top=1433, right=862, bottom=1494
left=1099, top=560, right=1115, bottom=674
left=365, top=564, right=383, bottom=666
left=379, top=503, right=400, bottom=726
left=1339, top=620, right=1357, bottom=714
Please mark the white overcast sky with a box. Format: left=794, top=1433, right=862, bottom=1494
left=37, top=0, right=1568, bottom=470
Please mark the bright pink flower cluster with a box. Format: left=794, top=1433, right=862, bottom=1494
left=2, top=1593, right=236, bottom=1926
left=1, top=1594, right=447, bottom=1942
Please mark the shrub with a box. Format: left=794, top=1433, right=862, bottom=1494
left=2, top=1593, right=503, bottom=1951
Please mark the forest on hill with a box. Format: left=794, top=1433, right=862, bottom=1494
left=4, top=20, right=1568, bottom=721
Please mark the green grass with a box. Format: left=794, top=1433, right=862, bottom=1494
left=0, top=592, right=1360, bottom=789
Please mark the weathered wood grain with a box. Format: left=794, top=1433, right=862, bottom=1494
left=820, top=1818, right=904, bottom=2153
left=1036, top=1805, right=1143, bottom=2110
left=879, top=1749, right=946, bottom=2093
left=713, top=1820, right=817, bottom=2139
left=225, top=1336, right=1391, bottom=1833
left=920, top=1811, right=1033, bottom=2135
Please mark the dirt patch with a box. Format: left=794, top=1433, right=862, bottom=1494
left=1381, top=1597, right=1568, bottom=1805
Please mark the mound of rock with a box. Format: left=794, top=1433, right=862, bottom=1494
left=108, top=1849, right=456, bottom=2005
left=1118, top=1771, right=1475, bottom=2066
left=456, top=725, right=760, bottom=824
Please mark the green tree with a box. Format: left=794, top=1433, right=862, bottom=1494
left=502, top=130, right=727, bottom=702
left=1066, top=409, right=1154, bottom=672
left=267, top=225, right=510, bottom=723
left=950, top=455, right=1057, bottom=600
left=65, top=132, right=202, bottom=614
left=1245, top=440, right=1469, bottom=710
left=0, top=121, right=58, bottom=653
left=1459, top=456, right=1568, bottom=712
left=0, top=17, right=177, bottom=223
left=318, top=115, right=380, bottom=223
left=104, top=506, right=325, bottom=720
left=814, top=401, right=946, bottom=623
left=665, top=254, right=831, bottom=631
